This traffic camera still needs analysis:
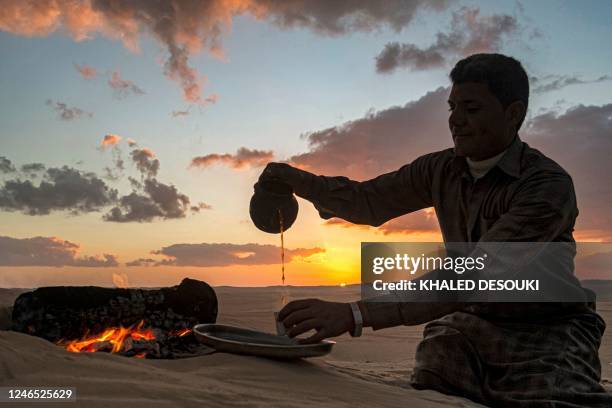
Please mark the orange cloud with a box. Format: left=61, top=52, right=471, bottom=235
left=323, top=218, right=372, bottom=231
left=574, top=230, right=612, bottom=243
left=127, top=242, right=325, bottom=267
left=290, top=87, right=451, bottom=180
left=0, top=1, right=447, bottom=104
left=129, top=148, right=158, bottom=178
left=101, top=134, right=122, bottom=147
left=74, top=63, right=97, bottom=79
left=191, top=147, right=274, bottom=170
left=324, top=208, right=440, bottom=236
left=108, top=71, right=145, bottom=98
left=140, top=148, right=154, bottom=157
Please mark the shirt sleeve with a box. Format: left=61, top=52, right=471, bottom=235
left=478, top=170, right=577, bottom=242
left=294, top=153, right=437, bottom=227
left=358, top=169, right=580, bottom=330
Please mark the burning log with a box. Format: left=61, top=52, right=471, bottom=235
left=11, top=278, right=217, bottom=345
left=57, top=321, right=212, bottom=359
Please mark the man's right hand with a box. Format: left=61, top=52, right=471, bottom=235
left=259, top=162, right=295, bottom=183
left=259, top=162, right=311, bottom=194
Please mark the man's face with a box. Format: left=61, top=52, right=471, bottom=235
left=448, top=82, right=515, bottom=160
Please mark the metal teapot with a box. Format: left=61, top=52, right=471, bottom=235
left=249, top=180, right=298, bottom=234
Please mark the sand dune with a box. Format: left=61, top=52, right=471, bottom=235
left=0, top=286, right=610, bottom=407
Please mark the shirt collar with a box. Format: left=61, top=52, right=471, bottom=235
left=495, top=135, right=523, bottom=179
left=452, top=135, right=523, bottom=179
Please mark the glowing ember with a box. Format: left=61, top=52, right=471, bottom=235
left=58, top=320, right=163, bottom=355
left=169, top=328, right=192, bottom=337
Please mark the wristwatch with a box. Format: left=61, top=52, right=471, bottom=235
left=349, top=302, right=363, bottom=337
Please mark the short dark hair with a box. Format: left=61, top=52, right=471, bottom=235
left=450, top=53, right=529, bottom=129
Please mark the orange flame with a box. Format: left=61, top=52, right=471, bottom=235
left=60, top=320, right=155, bottom=354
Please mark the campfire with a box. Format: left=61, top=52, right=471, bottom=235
left=57, top=320, right=195, bottom=358
left=12, top=278, right=217, bottom=359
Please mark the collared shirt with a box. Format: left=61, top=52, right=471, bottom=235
left=297, top=135, right=577, bottom=243
left=295, top=136, right=589, bottom=328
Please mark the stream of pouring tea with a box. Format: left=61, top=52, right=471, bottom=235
left=279, top=209, right=288, bottom=306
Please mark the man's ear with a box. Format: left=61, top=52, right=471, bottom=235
left=505, top=101, right=526, bottom=131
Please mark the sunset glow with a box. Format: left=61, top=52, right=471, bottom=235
left=1, top=1, right=611, bottom=288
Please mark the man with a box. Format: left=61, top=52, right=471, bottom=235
left=261, top=54, right=611, bottom=407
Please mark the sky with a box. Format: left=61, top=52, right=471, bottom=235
left=0, top=0, right=611, bottom=288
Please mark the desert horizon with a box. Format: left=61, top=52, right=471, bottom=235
left=1, top=284, right=610, bottom=407
left=1, top=0, right=611, bottom=406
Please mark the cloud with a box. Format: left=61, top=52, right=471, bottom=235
left=2, top=145, right=199, bottom=223
left=108, top=70, right=145, bottom=98
left=524, top=103, right=612, bottom=239
left=325, top=208, right=440, bottom=235
left=97, top=142, right=199, bottom=222
left=127, top=242, right=324, bottom=267
left=46, top=99, right=93, bottom=121
left=125, top=258, right=157, bottom=267
left=190, top=147, right=274, bottom=170
left=100, top=134, right=125, bottom=181
left=0, top=235, right=118, bottom=267
left=74, top=63, right=97, bottom=79
left=379, top=208, right=439, bottom=235
left=191, top=201, right=213, bottom=212
left=100, top=134, right=122, bottom=148
left=575, top=251, right=612, bottom=280
left=127, top=176, right=141, bottom=189
left=20, top=163, right=46, bottom=177
left=531, top=74, right=612, bottom=94
left=103, top=191, right=163, bottom=222
left=130, top=148, right=159, bottom=178
left=290, top=87, right=451, bottom=179
left=204, top=94, right=219, bottom=104
left=0, top=157, right=16, bottom=174
left=0, top=0, right=448, bottom=104
left=0, top=165, right=118, bottom=215
left=289, top=83, right=612, bottom=239
left=172, top=109, right=190, bottom=118
left=375, top=7, right=518, bottom=73
left=256, top=0, right=450, bottom=35
left=103, top=178, right=191, bottom=222
left=142, top=178, right=191, bottom=219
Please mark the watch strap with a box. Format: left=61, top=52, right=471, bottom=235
left=349, top=302, right=363, bottom=337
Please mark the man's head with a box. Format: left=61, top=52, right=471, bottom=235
left=448, top=53, right=529, bottom=160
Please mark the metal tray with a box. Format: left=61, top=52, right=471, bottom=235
left=193, top=324, right=334, bottom=359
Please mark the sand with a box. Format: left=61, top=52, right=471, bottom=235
left=0, top=285, right=610, bottom=407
